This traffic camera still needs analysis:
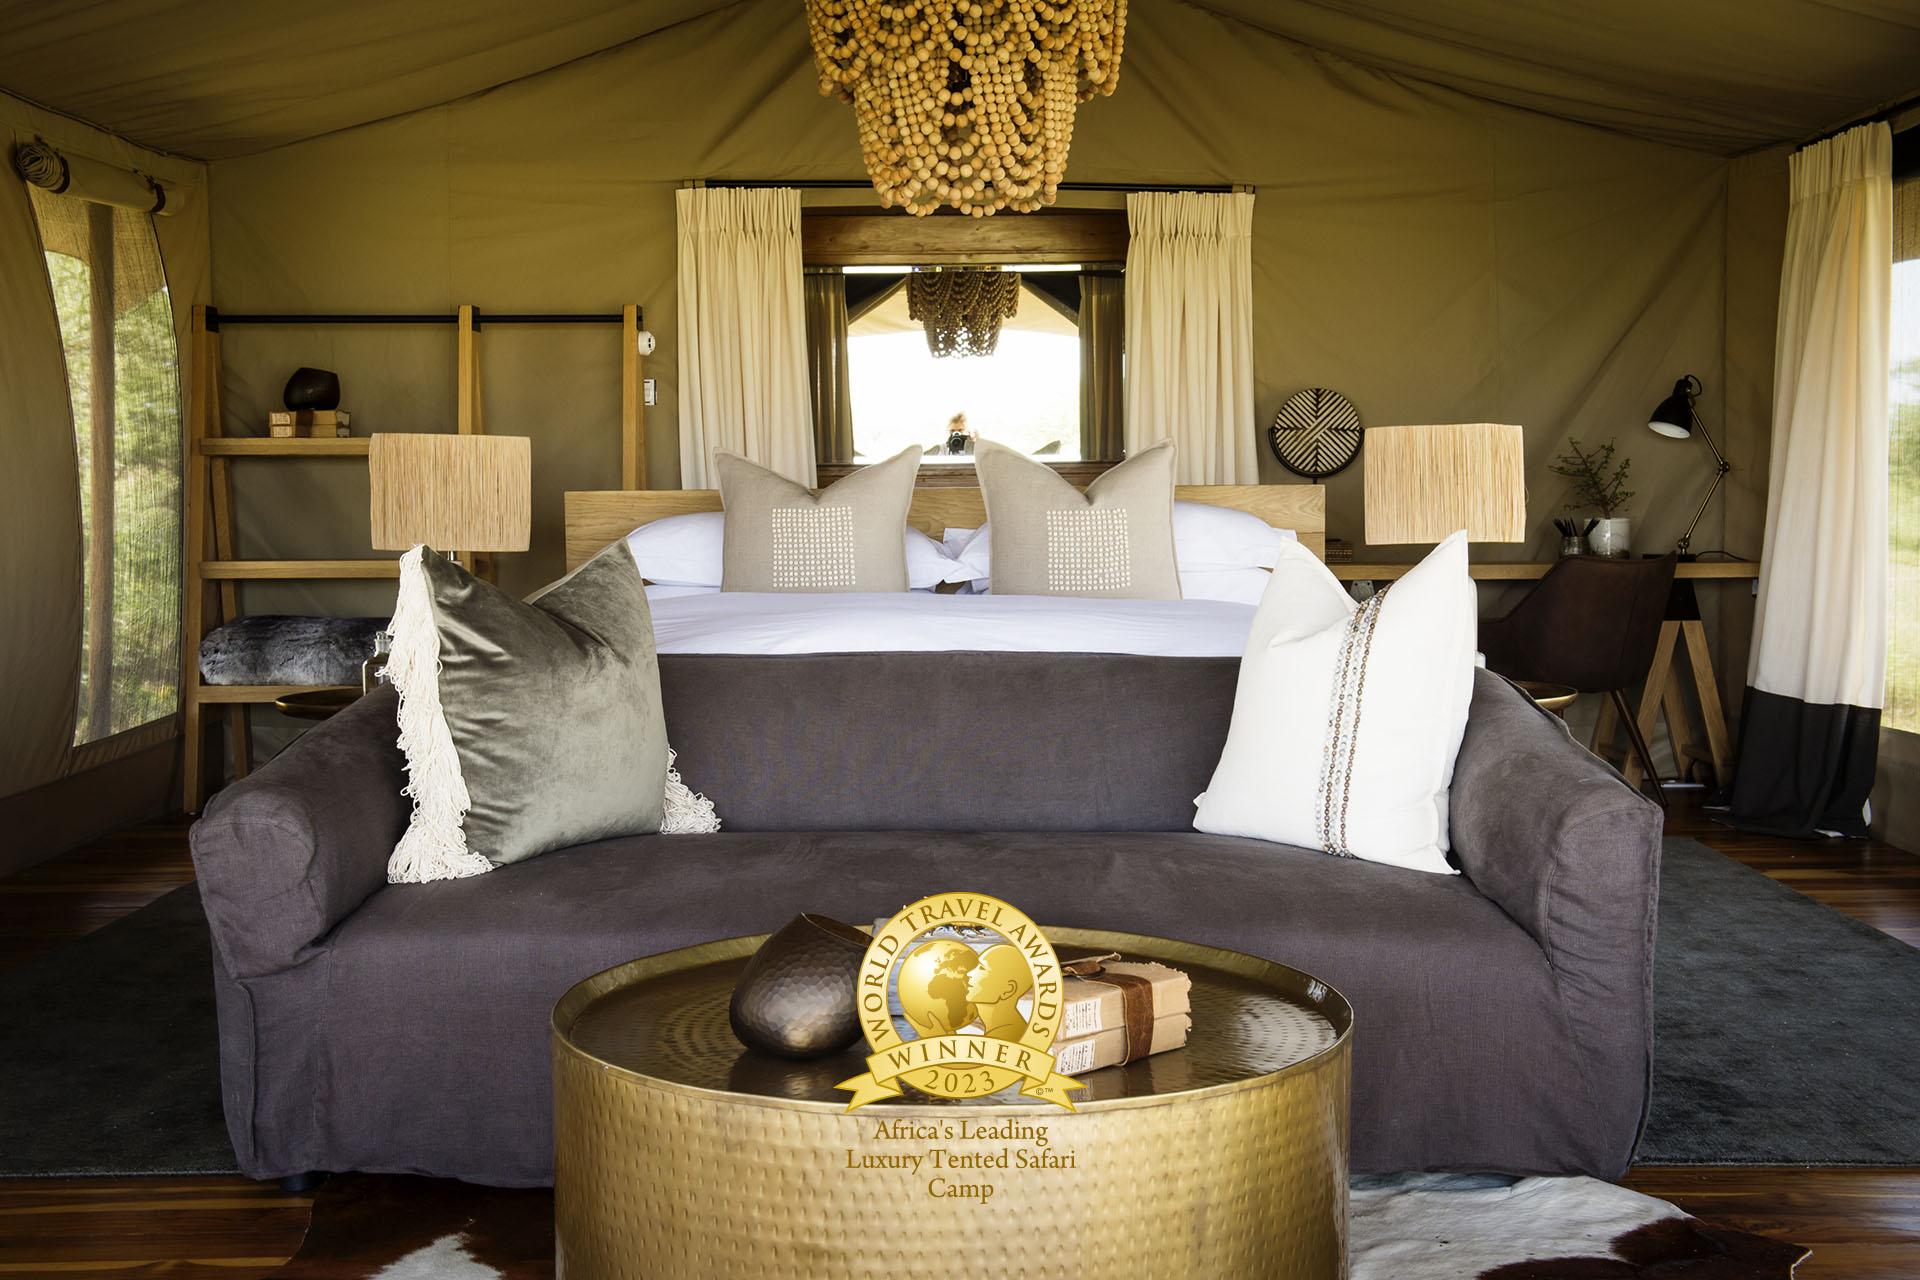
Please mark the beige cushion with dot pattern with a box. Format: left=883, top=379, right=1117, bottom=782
left=974, top=438, right=1180, bottom=599
left=716, top=446, right=921, bottom=592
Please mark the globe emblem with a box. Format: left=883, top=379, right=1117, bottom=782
left=895, top=939, right=982, bottom=1038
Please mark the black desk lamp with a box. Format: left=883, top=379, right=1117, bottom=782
left=1647, top=374, right=1730, bottom=554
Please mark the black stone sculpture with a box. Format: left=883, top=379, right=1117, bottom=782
left=282, top=367, right=342, bottom=411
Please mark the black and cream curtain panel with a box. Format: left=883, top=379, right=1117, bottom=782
left=1731, top=123, right=1892, bottom=838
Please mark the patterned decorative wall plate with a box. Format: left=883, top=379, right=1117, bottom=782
left=1269, top=389, right=1363, bottom=479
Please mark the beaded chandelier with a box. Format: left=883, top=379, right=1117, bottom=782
left=907, top=269, right=1021, bottom=357
left=804, top=0, right=1128, bottom=217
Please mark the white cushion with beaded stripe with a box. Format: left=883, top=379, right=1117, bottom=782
left=1193, top=532, right=1474, bottom=874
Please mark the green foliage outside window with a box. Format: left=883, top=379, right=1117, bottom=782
left=33, top=192, right=182, bottom=746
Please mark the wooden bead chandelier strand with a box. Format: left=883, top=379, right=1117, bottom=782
left=907, top=269, right=1021, bottom=357
left=804, top=0, right=1127, bottom=217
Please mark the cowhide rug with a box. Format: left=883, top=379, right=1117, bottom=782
left=267, top=1172, right=1807, bottom=1278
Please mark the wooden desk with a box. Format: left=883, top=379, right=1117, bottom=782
left=1336, top=557, right=1758, bottom=789
left=1331, top=561, right=1758, bottom=582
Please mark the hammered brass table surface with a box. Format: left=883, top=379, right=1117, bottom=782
left=552, top=928, right=1354, bottom=1279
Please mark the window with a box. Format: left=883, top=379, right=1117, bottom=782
left=848, top=269, right=1088, bottom=466
left=1892, top=174, right=1920, bottom=732
left=27, top=187, right=183, bottom=744
left=801, top=208, right=1128, bottom=471
left=807, top=264, right=1124, bottom=468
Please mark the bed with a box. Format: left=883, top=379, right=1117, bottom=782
left=563, top=482, right=1326, bottom=656
left=565, top=483, right=1327, bottom=567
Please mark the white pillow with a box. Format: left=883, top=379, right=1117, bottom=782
left=1172, top=501, right=1297, bottom=570
left=942, top=525, right=991, bottom=585
left=1192, top=533, right=1475, bottom=874
left=626, top=511, right=727, bottom=586
left=628, top=512, right=962, bottom=591
left=943, top=502, right=1296, bottom=589
left=906, top=528, right=973, bottom=590
left=1179, top=567, right=1273, bottom=606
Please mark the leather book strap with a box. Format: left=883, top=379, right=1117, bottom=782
left=1087, top=970, right=1156, bottom=1064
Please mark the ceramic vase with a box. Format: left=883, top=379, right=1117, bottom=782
left=1587, top=517, right=1631, bottom=558
left=728, top=913, right=870, bottom=1058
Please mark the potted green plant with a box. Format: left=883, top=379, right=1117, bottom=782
left=1550, top=439, right=1635, bottom=557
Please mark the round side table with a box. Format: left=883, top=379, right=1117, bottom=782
left=552, top=929, right=1353, bottom=1279
left=272, top=687, right=362, bottom=720
left=1512, top=679, right=1579, bottom=716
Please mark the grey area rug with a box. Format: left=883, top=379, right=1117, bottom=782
left=1639, top=835, right=1920, bottom=1164
left=0, top=837, right=1914, bottom=1175
left=0, top=882, right=233, bottom=1175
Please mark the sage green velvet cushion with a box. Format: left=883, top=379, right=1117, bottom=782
left=975, top=438, right=1181, bottom=598
left=715, top=446, right=921, bottom=592
left=385, top=542, right=669, bottom=882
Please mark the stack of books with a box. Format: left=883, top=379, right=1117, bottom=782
left=268, top=409, right=352, bottom=438
left=1052, top=959, right=1192, bottom=1073
left=879, top=921, right=1193, bottom=1073
left=1323, top=537, right=1354, bottom=564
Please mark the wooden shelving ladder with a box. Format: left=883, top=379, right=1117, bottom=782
left=180, top=303, right=645, bottom=811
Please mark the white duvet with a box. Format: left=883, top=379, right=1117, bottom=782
left=647, top=590, right=1257, bottom=657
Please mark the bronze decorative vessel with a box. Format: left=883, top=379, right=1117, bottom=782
left=727, top=913, right=869, bottom=1058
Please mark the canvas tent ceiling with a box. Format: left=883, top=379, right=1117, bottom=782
left=1, top=0, right=1917, bottom=160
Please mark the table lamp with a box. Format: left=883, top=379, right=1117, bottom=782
left=369, top=433, right=532, bottom=577
left=1362, top=423, right=1528, bottom=545
left=1646, top=374, right=1729, bottom=554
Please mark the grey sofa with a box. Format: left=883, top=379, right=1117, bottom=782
left=190, top=653, right=1662, bottom=1187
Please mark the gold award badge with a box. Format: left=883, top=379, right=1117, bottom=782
left=837, top=892, right=1085, bottom=1111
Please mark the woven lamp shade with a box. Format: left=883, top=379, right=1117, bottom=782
left=1363, top=423, right=1527, bottom=544
left=369, top=434, right=532, bottom=552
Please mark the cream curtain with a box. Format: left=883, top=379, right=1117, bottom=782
left=1123, top=191, right=1256, bottom=482
left=1078, top=271, right=1124, bottom=461
left=1731, top=123, right=1891, bottom=838
left=803, top=269, right=854, bottom=464
left=675, top=186, right=814, bottom=487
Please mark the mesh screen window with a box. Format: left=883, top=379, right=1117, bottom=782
left=27, top=186, right=183, bottom=745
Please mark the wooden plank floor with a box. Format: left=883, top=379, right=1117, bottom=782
left=0, top=798, right=1915, bottom=1276
left=0, top=1178, right=312, bottom=1278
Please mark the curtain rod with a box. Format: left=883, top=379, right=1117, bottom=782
left=206, top=308, right=638, bottom=331
left=700, top=178, right=1246, bottom=194
left=1801, top=90, right=1920, bottom=150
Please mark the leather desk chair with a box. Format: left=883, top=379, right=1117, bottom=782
left=1477, top=554, right=1678, bottom=804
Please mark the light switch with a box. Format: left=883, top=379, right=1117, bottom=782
left=643, top=378, right=657, bottom=407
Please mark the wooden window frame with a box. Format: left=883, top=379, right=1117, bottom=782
left=802, top=206, right=1127, bottom=267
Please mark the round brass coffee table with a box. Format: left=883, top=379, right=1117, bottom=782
left=552, top=929, right=1352, bottom=1279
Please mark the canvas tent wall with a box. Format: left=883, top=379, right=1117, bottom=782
left=197, top=0, right=1776, bottom=688
left=2, top=0, right=1916, bottom=856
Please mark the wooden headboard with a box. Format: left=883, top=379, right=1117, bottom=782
left=564, top=484, right=1327, bottom=570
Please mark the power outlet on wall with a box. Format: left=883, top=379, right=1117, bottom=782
left=643, top=378, right=657, bottom=407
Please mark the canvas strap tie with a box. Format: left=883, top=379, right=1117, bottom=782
left=1061, top=953, right=1155, bottom=1065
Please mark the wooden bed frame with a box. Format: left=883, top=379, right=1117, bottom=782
left=563, top=484, right=1327, bottom=571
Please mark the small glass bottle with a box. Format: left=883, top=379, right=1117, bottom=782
left=362, top=630, right=392, bottom=695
